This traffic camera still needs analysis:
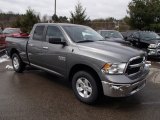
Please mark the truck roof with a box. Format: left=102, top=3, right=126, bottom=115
left=98, top=30, right=117, bottom=32
left=35, top=23, right=86, bottom=27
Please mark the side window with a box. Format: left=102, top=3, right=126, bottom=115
left=33, top=26, right=45, bottom=41
left=46, top=26, right=64, bottom=41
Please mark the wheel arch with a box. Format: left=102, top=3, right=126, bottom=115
left=69, top=64, right=102, bottom=83
left=9, top=48, right=19, bottom=58
left=68, top=63, right=104, bottom=95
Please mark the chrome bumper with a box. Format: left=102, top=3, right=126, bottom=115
left=148, top=48, right=160, bottom=56
left=102, top=79, right=146, bottom=97
left=101, top=60, right=150, bottom=97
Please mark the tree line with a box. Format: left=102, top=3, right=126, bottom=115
left=126, top=0, right=160, bottom=32
left=1, top=0, right=160, bottom=33
left=0, top=2, right=92, bottom=33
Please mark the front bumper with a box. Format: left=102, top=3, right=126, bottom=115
left=102, top=78, right=146, bottom=97
left=101, top=65, right=149, bottom=97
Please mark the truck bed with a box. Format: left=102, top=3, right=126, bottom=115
left=6, top=37, right=29, bottom=63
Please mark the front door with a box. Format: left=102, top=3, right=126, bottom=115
left=41, top=25, right=68, bottom=76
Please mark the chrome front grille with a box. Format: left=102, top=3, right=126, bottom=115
left=125, top=56, right=145, bottom=77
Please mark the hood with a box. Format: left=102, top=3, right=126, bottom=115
left=105, top=38, right=129, bottom=44
left=77, top=41, right=145, bottom=63
left=106, top=38, right=124, bottom=41
left=0, top=33, right=29, bottom=40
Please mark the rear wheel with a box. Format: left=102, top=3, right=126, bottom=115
left=12, top=53, right=25, bottom=73
left=72, top=71, right=99, bottom=104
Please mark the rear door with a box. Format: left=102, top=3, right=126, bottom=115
left=27, top=25, right=45, bottom=66
left=41, top=25, right=68, bottom=76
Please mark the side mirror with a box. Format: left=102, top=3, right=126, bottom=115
left=48, top=37, right=66, bottom=45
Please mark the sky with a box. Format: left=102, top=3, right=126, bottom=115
left=0, top=0, right=131, bottom=20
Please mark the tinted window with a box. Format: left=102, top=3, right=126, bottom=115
left=46, top=26, right=64, bottom=40
left=33, top=26, right=45, bottom=41
left=101, top=31, right=123, bottom=39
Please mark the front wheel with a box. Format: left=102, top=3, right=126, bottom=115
left=72, top=71, right=99, bottom=104
left=12, top=53, right=25, bottom=73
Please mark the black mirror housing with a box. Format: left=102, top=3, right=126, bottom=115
left=48, top=37, right=66, bottom=45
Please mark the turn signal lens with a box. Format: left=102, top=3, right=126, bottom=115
left=102, top=63, right=112, bottom=71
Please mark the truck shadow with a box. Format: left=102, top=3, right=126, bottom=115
left=98, top=95, right=142, bottom=108
left=31, top=70, right=146, bottom=108
left=29, top=69, right=72, bottom=88
left=9, top=68, right=160, bottom=114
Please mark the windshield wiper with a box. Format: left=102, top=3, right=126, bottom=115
left=76, top=40, right=95, bottom=43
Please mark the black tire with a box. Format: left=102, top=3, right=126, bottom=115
left=12, top=53, right=25, bottom=73
left=72, top=71, right=99, bottom=104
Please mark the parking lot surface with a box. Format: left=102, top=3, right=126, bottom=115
left=0, top=54, right=160, bottom=120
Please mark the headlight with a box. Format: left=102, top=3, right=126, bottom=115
left=101, top=63, right=126, bottom=74
left=148, top=44, right=157, bottom=48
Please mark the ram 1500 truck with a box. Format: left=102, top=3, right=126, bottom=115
left=6, top=23, right=150, bottom=104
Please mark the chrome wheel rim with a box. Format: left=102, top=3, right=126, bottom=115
left=76, top=77, right=92, bottom=98
left=13, top=57, right=19, bottom=70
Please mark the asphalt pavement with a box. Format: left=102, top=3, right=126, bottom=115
left=0, top=54, right=160, bottom=120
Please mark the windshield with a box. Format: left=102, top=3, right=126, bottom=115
left=101, top=30, right=123, bottom=39
left=3, top=28, right=21, bottom=34
left=140, top=32, right=160, bottom=40
left=62, top=26, right=104, bottom=43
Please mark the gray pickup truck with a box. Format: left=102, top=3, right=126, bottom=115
left=6, top=23, right=150, bottom=104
